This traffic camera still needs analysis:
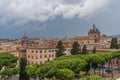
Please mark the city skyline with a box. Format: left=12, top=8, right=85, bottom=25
left=0, top=0, right=120, bottom=38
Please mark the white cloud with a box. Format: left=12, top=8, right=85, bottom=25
left=0, top=0, right=115, bottom=25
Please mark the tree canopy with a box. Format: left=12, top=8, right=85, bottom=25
left=110, top=38, right=119, bottom=49
left=0, top=52, right=18, bottom=70
left=0, top=67, right=19, bottom=78
left=56, top=40, right=65, bottom=57
left=25, top=51, right=120, bottom=79
left=19, top=57, right=29, bottom=80
left=82, top=45, right=88, bottom=54
left=80, top=76, right=105, bottom=80
left=56, top=68, right=75, bottom=80
left=92, top=45, right=96, bottom=53
left=71, top=41, right=81, bottom=55
left=1, top=51, right=120, bottom=80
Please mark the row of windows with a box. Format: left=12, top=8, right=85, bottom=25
left=27, top=54, right=55, bottom=59
left=28, top=59, right=50, bottom=64
left=27, top=49, right=56, bottom=53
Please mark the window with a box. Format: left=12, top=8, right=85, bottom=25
left=52, top=50, right=55, bottom=52
left=44, top=50, right=46, bottom=53
left=49, top=54, right=51, bottom=57
left=49, top=50, right=51, bottom=52
left=52, top=54, right=54, bottom=57
left=28, top=55, right=30, bottom=58
left=32, top=56, right=34, bottom=59
left=40, top=55, right=42, bottom=58
left=88, top=41, right=89, bottom=43
left=40, top=50, right=42, bottom=53
left=36, top=56, right=38, bottom=59
left=36, top=50, right=38, bottom=53
left=47, top=58, right=50, bottom=61
left=44, top=54, right=47, bottom=58
left=32, top=50, right=34, bottom=53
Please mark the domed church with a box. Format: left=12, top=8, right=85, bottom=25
left=73, top=24, right=112, bottom=49
left=88, top=24, right=101, bottom=43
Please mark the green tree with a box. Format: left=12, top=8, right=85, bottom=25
left=110, top=38, right=119, bottom=49
left=49, top=55, right=86, bottom=78
left=71, top=41, right=81, bottom=55
left=25, top=51, right=120, bottom=80
left=89, top=54, right=101, bottom=75
left=0, top=52, right=18, bottom=70
left=114, top=38, right=119, bottom=49
left=82, top=45, right=88, bottom=54
left=56, top=68, right=75, bottom=80
left=0, top=67, right=19, bottom=79
left=27, top=66, right=38, bottom=80
left=27, top=64, right=44, bottom=80
left=80, top=76, right=105, bottom=80
left=56, top=40, right=65, bottom=57
left=85, top=61, right=90, bottom=75
left=45, top=64, right=58, bottom=79
left=110, top=38, right=114, bottom=49
left=92, top=45, right=96, bottom=53
left=37, top=64, right=50, bottom=80
left=19, top=58, right=29, bottom=80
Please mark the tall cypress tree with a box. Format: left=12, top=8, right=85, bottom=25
left=56, top=40, right=65, bottom=57
left=71, top=41, right=81, bottom=55
left=82, top=45, right=88, bottom=54
left=110, top=38, right=114, bottom=49
left=92, top=45, right=96, bottom=53
left=19, top=58, right=29, bottom=80
left=114, top=38, right=119, bottom=49
left=110, top=38, right=119, bottom=49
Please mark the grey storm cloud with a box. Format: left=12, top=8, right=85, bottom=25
left=0, top=0, right=118, bottom=25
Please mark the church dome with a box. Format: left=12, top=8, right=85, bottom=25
left=22, top=33, right=28, bottom=40
left=88, top=24, right=100, bottom=34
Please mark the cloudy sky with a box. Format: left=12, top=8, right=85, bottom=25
left=0, top=0, right=120, bottom=38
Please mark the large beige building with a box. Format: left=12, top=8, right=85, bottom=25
left=26, top=48, right=56, bottom=64
left=26, top=47, right=71, bottom=64
left=25, top=38, right=72, bottom=64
